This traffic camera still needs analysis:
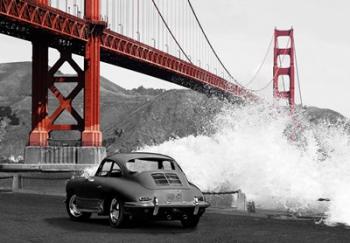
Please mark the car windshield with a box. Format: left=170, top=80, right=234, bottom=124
left=126, top=158, right=175, bottom=173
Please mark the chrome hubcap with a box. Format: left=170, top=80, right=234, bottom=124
left=69, top=195, right=82, bottom=217
left=110, top=198, right=120, bottom=223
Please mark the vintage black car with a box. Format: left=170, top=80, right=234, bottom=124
left=65, top=152, right=209, bottom=228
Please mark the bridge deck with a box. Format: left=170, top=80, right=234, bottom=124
left=0, top=0, right=258, bottom=101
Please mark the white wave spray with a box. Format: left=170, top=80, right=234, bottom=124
left=139, top=103, right=350, bottom=226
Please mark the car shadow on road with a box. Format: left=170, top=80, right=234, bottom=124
left=45, top=217, right=196, bottom=234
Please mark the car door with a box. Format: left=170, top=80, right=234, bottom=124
left=92, top=161, right=123, bottom=199
left=83, top=159, right=113, bottom=200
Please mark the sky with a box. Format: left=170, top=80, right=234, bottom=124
left=0, top=0, right=349, bottom=117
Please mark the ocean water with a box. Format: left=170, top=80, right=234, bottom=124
left=139, top=103, right=350, bottom=226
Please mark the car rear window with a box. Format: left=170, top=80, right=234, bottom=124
left=126, top=158, right=175, bottom=173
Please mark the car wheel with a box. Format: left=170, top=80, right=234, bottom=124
left=108, top=196, right=126, bottom=228
left=181, top=215, right=200, bottom=228
left=66, top=194, right=91, bottom=221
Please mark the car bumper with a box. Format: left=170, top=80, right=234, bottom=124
left=124, top=197, right=209, bottom=216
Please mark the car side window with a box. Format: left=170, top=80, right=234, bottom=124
left=96, top=160, right=113, bottom=177
left=110, top=162, right=122, bottom=177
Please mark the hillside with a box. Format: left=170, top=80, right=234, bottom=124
left=103, top=89, right=222, bottom=152
left=0, top=62, right=223, bottom=159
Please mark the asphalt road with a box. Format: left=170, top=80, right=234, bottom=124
left=1, top=193, right=350, bottom=243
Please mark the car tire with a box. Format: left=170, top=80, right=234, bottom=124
left=108, top=196, right=126, bottom=228
left=181, top=215, right=200, bottom=228
left=66, top=194, right=91, bottom=221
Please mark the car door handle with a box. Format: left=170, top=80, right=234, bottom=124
left=97, top=185, right=103, bottom=189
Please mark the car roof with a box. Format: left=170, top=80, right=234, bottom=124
left=107, top=152, right=174, bottom=163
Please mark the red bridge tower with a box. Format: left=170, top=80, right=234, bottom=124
left=26, top=0, right=106, bottom=164
left=273, top=28, right=295, bottom=113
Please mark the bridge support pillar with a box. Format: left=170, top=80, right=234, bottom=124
left=273, top=28, right=295, bottom=113
left=24, top=0, right=107, bottom=165
left=81, top=27, right=102, bottom=147
left=82, top=0, right=103, bottom=147
left=29, top=39, right=49, bottom=147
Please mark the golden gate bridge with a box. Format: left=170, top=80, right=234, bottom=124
left=0, top=0, right=298, bottom=165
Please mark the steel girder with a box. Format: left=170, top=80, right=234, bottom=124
left=0, top=0, right=88, bottom=41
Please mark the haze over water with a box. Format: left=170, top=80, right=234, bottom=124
left=140, top=103, right=350, bottom=226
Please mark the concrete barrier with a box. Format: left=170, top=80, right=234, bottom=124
left=0, top=164, right=94, bottom=195
left=204, top=190, right=249, bottom=211
left=24, top=146, right=106, bottom=164
left=12, top=174, right=22, bottom=192
left=0, top=172, right=72, bottom=195
left=0, top=163, right=95, bottom=172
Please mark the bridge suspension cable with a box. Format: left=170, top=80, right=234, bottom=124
left=294, top=40, right=303, bottom=106
left=71, top=0, right=250, bottom=89
left=51, top=0, right=307, bottom=101
left=249, top=37, right=291, bottom=93
left=244, top=35, right=274, bottom=88
left=186, top=0, right=243, bottom=87
left=150, top=0, right=193, bottom=63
